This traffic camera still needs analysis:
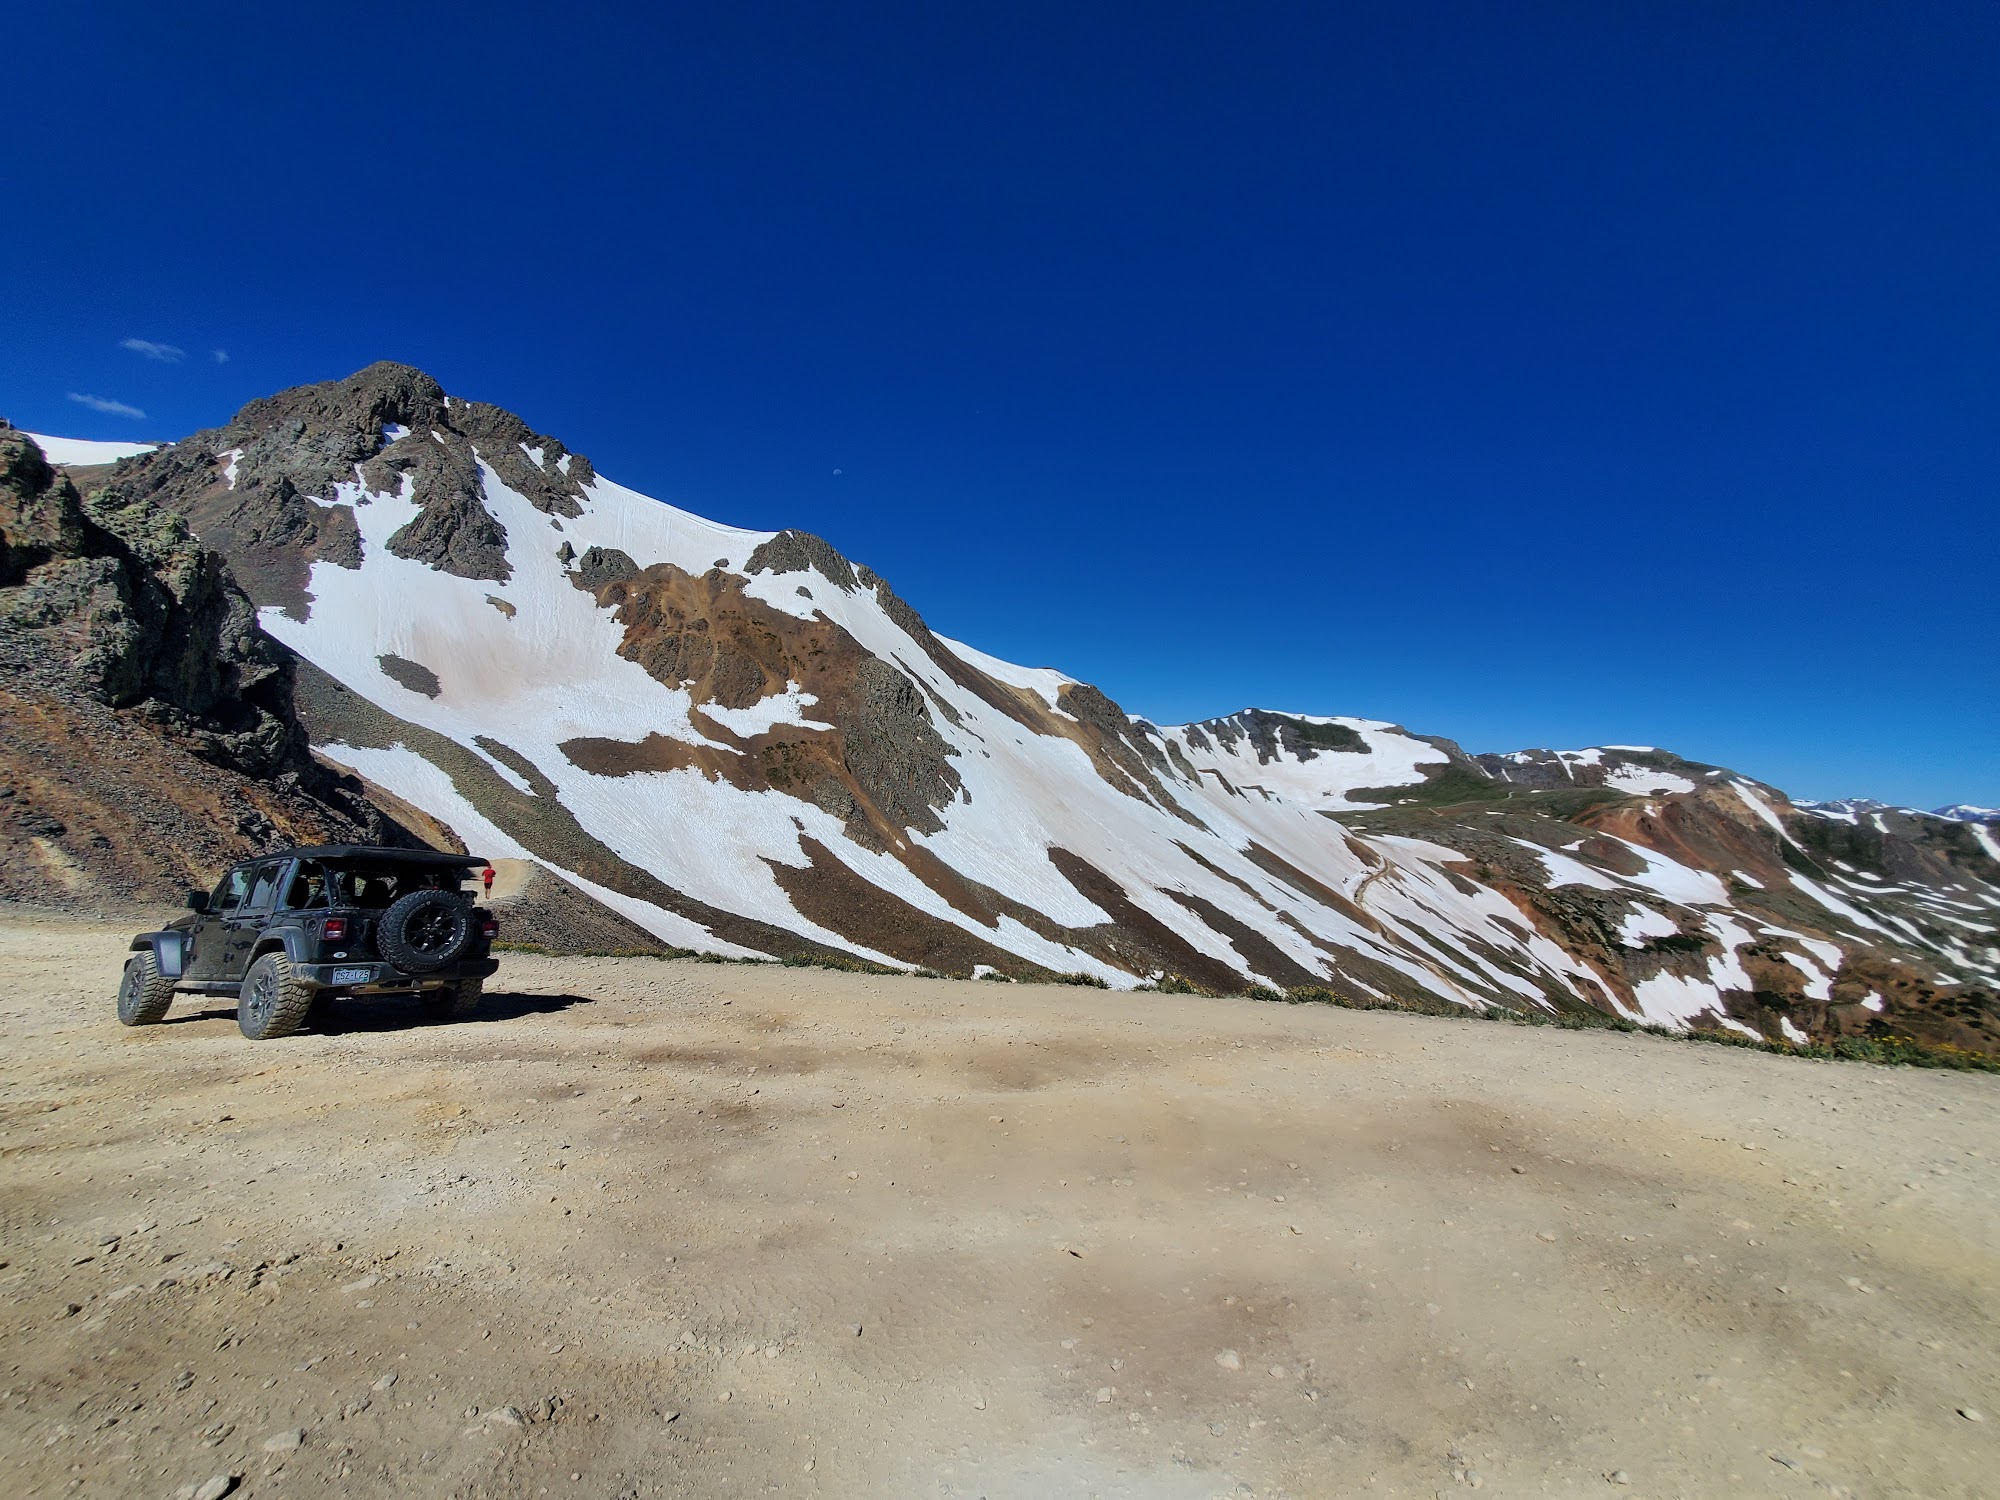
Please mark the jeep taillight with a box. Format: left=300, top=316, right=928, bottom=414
left=480, top=918, right=499, bottom=938
left=323, top=917, right=348, bottom=940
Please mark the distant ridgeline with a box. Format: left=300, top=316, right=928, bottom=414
left=5, top=370, right=1995, bottom=1059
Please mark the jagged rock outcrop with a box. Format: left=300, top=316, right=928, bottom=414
left=2, top=423, right=301, bottom=772
left=0, top=424, right=409, bottom=906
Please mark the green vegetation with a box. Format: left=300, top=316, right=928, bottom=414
left=1334, top=769, right=1627, bottom=822
left=1345, top=765, right=1508, bottom=809
left=1133, top=974, right=1219, bottom=996
left=781, top=951, right=903, bottom=977
left=1287, top=719, right=1368, bottom=754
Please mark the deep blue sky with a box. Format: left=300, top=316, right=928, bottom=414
left=6, top=3, right=1995, bottom=806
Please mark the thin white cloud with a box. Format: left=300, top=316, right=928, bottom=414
left=67, top=392, right=148, bottom=419
left=212, top=349, right=230, bottom=364
left=120, top=338, right=186, bottom=363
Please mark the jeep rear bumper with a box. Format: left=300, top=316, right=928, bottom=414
left=296, top=957, right=500, bottom=992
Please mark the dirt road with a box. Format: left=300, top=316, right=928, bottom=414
left=3, top=914, right=1996, bottom=1499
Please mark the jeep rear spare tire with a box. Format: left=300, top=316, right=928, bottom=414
left=378, top=889, right=474, bottom=974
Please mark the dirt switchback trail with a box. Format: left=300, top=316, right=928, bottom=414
left=1, top=914, right=1996, bottom=1499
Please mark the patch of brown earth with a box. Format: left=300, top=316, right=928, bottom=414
left=376, top=652, right=440, bottom=698
left=577, top=561, right=963, bottom=842
left=0, top=684, right=388, bottom=909
left=560, top=729, right=743, bottom=783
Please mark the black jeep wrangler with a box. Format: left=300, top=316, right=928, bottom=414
left=118, top=845, right=502, bottom=1039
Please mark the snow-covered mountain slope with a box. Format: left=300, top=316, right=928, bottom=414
left=49, top=364, right=2000, bottom=1054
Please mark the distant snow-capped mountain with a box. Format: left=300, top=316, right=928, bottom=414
left=8, top=366, right=1996, bottom=1055
left=1935, top=804, right=2000, bottom=825
left=1798, top=797, right=2000, bottom=827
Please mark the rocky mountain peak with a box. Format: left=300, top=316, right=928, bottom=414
left=94, top=364, right=598, bottom=619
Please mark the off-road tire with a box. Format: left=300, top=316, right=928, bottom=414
left=420, top=976, right=484, bottom=1022
left=378, top=890, right=475, bottom=974
left=117, top=951, right=175, bottom=1026
left=238, top=951, right=315, bottom=1040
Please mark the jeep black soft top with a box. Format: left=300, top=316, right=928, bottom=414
left=117, top=845, right=502, bottom=1040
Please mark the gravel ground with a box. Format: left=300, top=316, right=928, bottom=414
left=2, top=912, right=1996, bottom=1499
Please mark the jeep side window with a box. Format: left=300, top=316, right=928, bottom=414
left=244, top=863, right=282, bottom=913
left=283, top=863, right=329, bottom=910
left=212, top=867, right=251, bottom=912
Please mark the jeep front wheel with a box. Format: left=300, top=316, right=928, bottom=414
left=238, top=952, right=315, bottom=1040
left=117, top=952, right=175, bottom=1026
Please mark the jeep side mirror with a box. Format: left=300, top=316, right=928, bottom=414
left=186, top=890, right=211, bottom=913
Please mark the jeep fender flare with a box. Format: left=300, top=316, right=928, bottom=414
left=248, top=927, right=314, bottom=966
left=130, top=930, right=189, bottom=980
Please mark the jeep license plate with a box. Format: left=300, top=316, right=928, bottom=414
left=330, top=966, right=374, bottom=985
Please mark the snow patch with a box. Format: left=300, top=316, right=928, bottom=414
left=700, top=683, right=823, bottom=739
left=1629, top=972, right=1724, bottom=1029
left=1618, top=905, right=1680, bottom=946
left=24, top=432, right=162, bottom=465
left=1604, top=766, right=1696, bottom=797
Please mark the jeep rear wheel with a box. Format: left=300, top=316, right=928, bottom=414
left=117, top=952, right=175, bottom=1026
left=238, top=952, right=315, bottom=1040
left=420, top=976, right=483, bottom=1022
